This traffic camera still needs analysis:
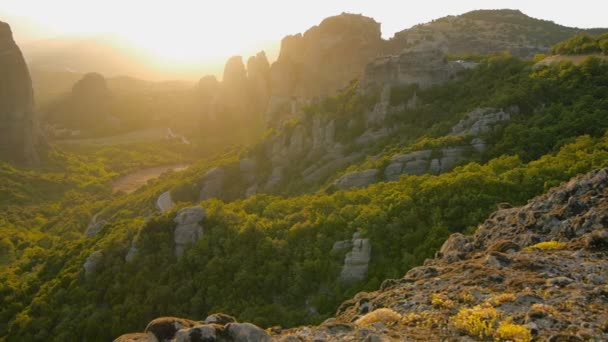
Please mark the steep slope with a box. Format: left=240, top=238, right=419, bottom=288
left=116, top=167, right=608, bottom=341
left=0, top=21, right=43, bottom=165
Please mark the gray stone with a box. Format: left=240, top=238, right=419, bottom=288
left=450, top=107, right=511, bottom=136
left=173, top=207, right=206, bottom=258
left=471, top=138, right=487, bottom=152
left=264, top=167, right=284, bottom=191
left=239, top=158, right=258, bottom=183
left=83, top=250, right=103, bottom=276
left=85, top=213, right=107, bottom=237
left=199, top=167, right=225, bottom=200
left=156, top=191, right=175, bottom=213
left=384, top=163, right=403, bottom=181
left=225, top=322, right=272, bottom=342
left=334, top=169, right=379, bottom=190
left=402, top=159, right=428, bottom=175
left=175, top=325, right=216, bottom=342
left=340, top=233, right=372, bottom=283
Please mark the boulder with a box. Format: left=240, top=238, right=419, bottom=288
left=0, top=21, right=43, bottom=165
left=175, top=325, right=216, bottom=342
left=225, top=322, right=272, bottom=342
left=334, top=169, right=379, bottom=190
left=83, top=250, right=103, bottom=276
left=145, top=317, right=198, bottom=342
left=173, top=207, right=206, bottom=258
left=203, top=313, right=237, bottom=325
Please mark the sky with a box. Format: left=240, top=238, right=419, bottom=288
left=1, top=0, right=606, bottom=74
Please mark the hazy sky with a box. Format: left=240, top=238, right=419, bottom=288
left=1, top=0, right=607, bottom=65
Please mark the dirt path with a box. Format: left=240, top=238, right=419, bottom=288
left=111, top=164, right=189, bottom=193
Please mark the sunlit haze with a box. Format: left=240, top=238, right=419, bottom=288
left=1, top=0, right=606, bottom=79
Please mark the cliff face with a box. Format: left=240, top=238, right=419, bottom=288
left=117, top=168, right=608, bottom=341
left=0, top=21, right=42, bottom=165
left=361, top=9, right=606, bottom=93
left=267, top=13, right=383, bottom=120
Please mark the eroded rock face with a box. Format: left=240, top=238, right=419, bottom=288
left=339, top=233, right=372, bottom=283
left=450, top=107, right=512, bottom=136
left=362, top=49, right=470, bottom=93
left=268, top=13, right=383, bottom=118
left=173, top=207, right=205, bottom=258
left=0, top=21, right=42, bottom=165
left=156, top=191, right=175, bottom=213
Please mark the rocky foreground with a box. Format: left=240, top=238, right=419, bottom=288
left=116, top=168, right=608, bottom=341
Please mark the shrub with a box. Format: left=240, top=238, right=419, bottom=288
left=356, top=308, right=402, bottom=327
left=495, top=321, right=533, bottom=342
left=431, top=293, right=455, bottom=309
left=452, top=304, right=498, bottom=339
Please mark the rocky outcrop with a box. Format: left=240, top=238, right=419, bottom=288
left=337, top=233, right=372, bottom=283
left=114, top=315, right=271, bottom=342
left=156, top=191, right=175, bottom=213
left=0, top=21, right=42, bottom=165
left=173, top=207, right=205, bottom=258
left=267, top=13, right=383, bottom=121
left=85, top=213, right=107, bottom=237
left=83, top=250, right=103, bottom=276
left=333, top=169, right=379, bottom=190
left=199, top=167, right=226, bottom=201
left=362, top=49, right=472, bottom=93
left=450, top=107, right=512, bottom=136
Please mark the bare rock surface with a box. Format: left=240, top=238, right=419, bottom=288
left=0, top=21, right=43, bottom=165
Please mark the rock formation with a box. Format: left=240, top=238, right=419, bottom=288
left=83, top=250, right=103, bottom=277
left=156, top=191, right=175, bottom=213
left=45, top=72, right=115, bottom=135
left=332, top=232, right=372, bottom=283
left=173, top=206, right=205, bottom=258
left=267, top=13, right=383, bottom=122
left=0, top=21, right=42, bottom=165
left=114, top=315, right=272, bottom=342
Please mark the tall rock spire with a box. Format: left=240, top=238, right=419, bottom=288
left=0, top=21, right=43, bottom=165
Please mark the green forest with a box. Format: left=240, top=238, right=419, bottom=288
left=1, top=45, right=608, bottom=341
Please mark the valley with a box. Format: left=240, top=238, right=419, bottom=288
left=0, top=6, right=607, bottom=342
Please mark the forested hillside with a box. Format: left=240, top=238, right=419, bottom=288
left=1, top=40, right=608, bottom=340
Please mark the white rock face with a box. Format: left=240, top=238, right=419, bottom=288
left=156, top=191, right=175, bottom=213
left=173, top=207, right=206, bottom=258
left=339, top=233, right=372, bottom=283
left=83, top=250, right=103, bottom=276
